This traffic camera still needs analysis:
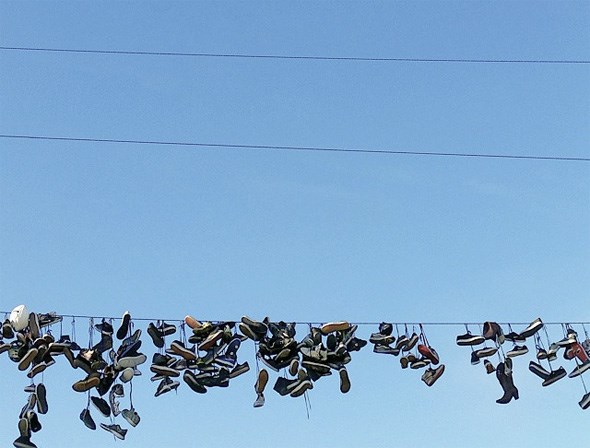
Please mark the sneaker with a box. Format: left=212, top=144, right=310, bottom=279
left=121, top=408, right=140, bottom=427
left=470, top=351, right=481, bottom=365
left=26, top=410, right=41, bottom=433
left=184, top=315, right=201, bottom=330
left=422, top=364, right=445, bottom=386
left=484, top=359, right=495, bottom=374
left=483, top=321, right=505, bottom=344
left=120, top=367, right=135, bottom=383
left=79, top=408, right=96, bottom=430
left=289, top=358, right=299, bottom=376
left=116, top=311, right=131, bottom=340
left=18, top=417, right=29, bottom=437
left=183, top=370, right=207, bottom=394
left=556, top=329, right=578, bottom=347
left=579, top=391, right=590, bottom=410
left=394, top=335, right=409, bottom=351
left=253, top=393, right=265, bottom=408
left=35, top=384, right=48, bottom=415
left=255, top=369, right=269, bottom=394
left=240, top=316, right=268, bottom=336
left=18, top=348, right=38, bottom=372
left=418, top=344, right=440, bottom=365
left=100, top=423, right=127, bottom=440
left=72, top=373, right=100, bottom=393
left=403, top=333, right=419, bottom=351
left=12, top=435, right=37, bottom=448
left=506, top=345, right=528, bottom=358
left=28, top=313, right=40, bottom=340
left=154, top=377, right=180, bottom=397
left=373, top=344, right=398, bottom=355
left=569, top=361, right=590, bottom=378
left=505, top=331, right=526, bottom=344
left=456, top=332, right=485, bottom=346
left=95, top=319, right=113, bottom=335
left=147, top=323, right=164, bottom=348
left=473, top=347, right=497, bottom=359
left=369, top=332, right=395, bottom=346
left=320, top=321, right=350, bottom=335
left=519, top=318, right=543, bottom=339
left=170, top=340, right=197, bottom=361
left=528, top=361, right=550, bottom=380
left=229, top=361, right=250, bottom=379
left=541, top=367, right=567, bottom=387
left=91, top=396, right=111, bottom=417
left=338, top=366, right=350, bottom=393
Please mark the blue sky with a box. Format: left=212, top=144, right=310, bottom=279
left=1, top=1, right=589, bottom=447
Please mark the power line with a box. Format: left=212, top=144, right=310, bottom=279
left=1, top=311, right=587, bottom=327
left=1, top=134, right=588, bottom=162
left=1, top=46, right=589, bottom=65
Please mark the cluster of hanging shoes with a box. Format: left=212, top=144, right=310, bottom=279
left=456, top=318, right=590, bottom=409
left=3, top=305, right=590, bottom=447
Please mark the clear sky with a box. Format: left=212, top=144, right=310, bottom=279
left=1, top=1, right=589, bottom=447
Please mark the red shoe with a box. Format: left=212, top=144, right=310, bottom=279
left=418, top=344, right=440, bottom=365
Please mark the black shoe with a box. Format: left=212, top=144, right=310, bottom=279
left=378, top=322, right=393, bottom=336
left=541, top=367, right=566, bottom=386
left=230, top=361, right=250, bottom=379
left=506, top=345, right=528, bottom=358
left=273, top=376, right=299, bottom=396
left=91, top=396, right=111, bottom=417
left=95, top=320, right=113, bottom=335
left=519, top=318, right=543, bottom=339
left=183, top=370, right=207, bottom=394
left=80, top=408, right=96, bottom=430
left=100, top=423, right=127, bottom=440
left=13, top=435, right=37, bottom=448
left=147, top=322, right=164, bottom=348
left=456, top=332, right=485, bottom=346
left=35, top=384, right=48, bottom=415
left=528, top=361, right=550, bottom=380
left=495, top=362, right=519, bottom=404
left=154, top=376, right=180, bottom=397
left=580, top=391, right=590, bottom=410
left=339, top=366, right=350, bottom=393
left=26, top=410, right=41, bottom=433
left=116, top=311, right=131, bottom=340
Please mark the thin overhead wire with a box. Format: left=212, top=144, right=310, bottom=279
left=1, top=311, right=588, bottom=327
left=1, top=46, right=589, bottom=65
left=1, top=134, right=589, bottom=162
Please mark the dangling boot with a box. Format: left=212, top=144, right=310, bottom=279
left=496, top=361, right=519, bottom=404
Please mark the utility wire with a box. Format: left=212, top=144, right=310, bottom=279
left=1, top=311, right=588, bottom=326
left=1, top=134, right=589, bottom=162
left=1, top=46, right=589, bottom=65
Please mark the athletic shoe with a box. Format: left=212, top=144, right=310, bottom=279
left=473, top=347, right=497, bottom=359
left=369, top=332, right=395, bottom=346
left=229, top=361, right=250, bottom=379
left=183, top=370, right=207, bottom=394
left=18, top=348, right=38, bottom=372
left=403, top=333, right=419, bottom=351
left=568, top=361, right=590, bottom=378
left=483, top=321, right=505, bottom=344
left=120, top=367, right=134, bottom=383
left=373, top=344, right=398, bottom=355
left=100, top=423, right=127, bottom=440
left=422, top=364, right=445, bottom=386
left=505, top=331, right=526, bottom=344
left=12, top=435, right=37, bottom=448
left=154, top=377, right=180, bottom=397
left=91, top=396, right=111, bottom=417
left=116, top=311, right=131, bottom=340
left=147, top=323, right=164, bottom=348
left=506, top=345, right=529, bottom=358
left=18, top=417, right=29, bottom=437
left=579, top=391, right=590, bottom=410
left=72, top=373, right=100, bottom=393
left=556, top=329, right=578, bottom=347
left=484, top=359, right=495, bottom=374
left=418, top=344, right=440, bottom=365
left=339, top=366, right=351, bottom=393
left=170, top=340, right=197, bottom=360
left=528, top=361, right=550, bottom=380
left=253, top=393, right=265, bottom=408
left=456, top=332, right=485, bottom=346
left=35, top=384, right=47, bottom=415
left=320, top=321, right=350, bottom=335
left=95, top=320, right=113, bottom=335
left=240, top=316, right=268, bottom=336
left=28, top=313, right=40, bottom=340
left=519, top=318, right=543, bottom=339
left=378, top=322, right=393, bottom=336
left=121, top=408, right=140, bottom=427
left=541, top=367, right=567, bottom=387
